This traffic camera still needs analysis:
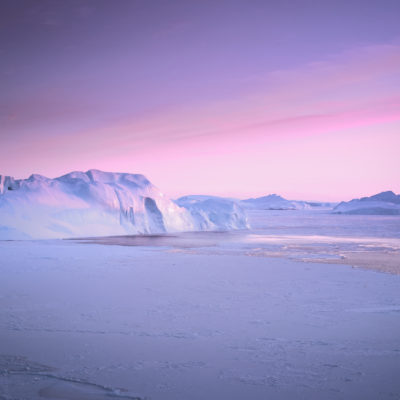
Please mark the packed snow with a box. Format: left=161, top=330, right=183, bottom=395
left=0, top=170, right=248, bottom=239
left=0, top=211, right=399, bottom=399
left=333, top=191, right=400, bottom=215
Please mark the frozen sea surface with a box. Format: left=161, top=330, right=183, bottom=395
left=0, top=211, right=400, bottom=399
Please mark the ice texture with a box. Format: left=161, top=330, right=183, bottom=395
left=176, top=195, right=248, bottom=231
left=0, top=170, right=248, bottom=239
left=241, top=194, right=335, bottom=210
left=0, top=217, right=400, bottom=400
left=333, top=191, right=400, bottom=215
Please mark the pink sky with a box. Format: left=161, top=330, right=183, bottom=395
left=2, top=42, right=400, bottom=201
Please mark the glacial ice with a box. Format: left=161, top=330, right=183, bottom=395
left=333, top=191, right=400, bottom=215
left=0, top=170, right=248, bottom=239
left=241, top=194, right=335, bottom=210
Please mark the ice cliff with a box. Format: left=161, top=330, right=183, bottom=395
left=175, top=195, right=247, bottom=231
left=0, top=170, right=248, bottom=239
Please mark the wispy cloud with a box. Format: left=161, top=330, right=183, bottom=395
left=2, top=42, right=400, bottom=199
left=76, top=42, right=400, bottom=150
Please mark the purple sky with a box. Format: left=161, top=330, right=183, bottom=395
left=1, top=0, right=400, bottom=200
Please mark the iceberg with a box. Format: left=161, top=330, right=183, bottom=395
left=333, top=191, right=400, bottom=215
left=241, top=194, right=335, bottom=211
left=175, top=195, right=248, bottom=231
left=0, top=170, right=248, bottom=239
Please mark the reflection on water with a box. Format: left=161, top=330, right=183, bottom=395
left=247, top=210, right=400, bottom=238
left=73, top=210, right=400, bottom=274
left=73, top=230, right=246, bottom=248
left=73, top=210, right=400, bottom=249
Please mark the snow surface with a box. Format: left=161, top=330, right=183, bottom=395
left=241, top=194, right=335, bottom=210
left=333, top=191, right=400, bottom=215
left=0, top=211, right=400, bottom=399
left=0, top=170, right=248, bottom=239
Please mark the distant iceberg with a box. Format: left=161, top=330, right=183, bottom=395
left=333, top=191, right=400, bottom=215
left=241, top=194, right=335, bottom=211
left=0, top=170, right=248, bottom=239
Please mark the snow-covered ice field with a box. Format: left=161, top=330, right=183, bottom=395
left=1, top=211, right=400, bottom=399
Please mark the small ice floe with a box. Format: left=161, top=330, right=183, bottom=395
left=300, top=253, right=343, bottom=260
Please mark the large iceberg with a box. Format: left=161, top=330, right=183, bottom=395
left=0, top=170, right=248, bottom=239
left=333, top=191, right=400, bottom=215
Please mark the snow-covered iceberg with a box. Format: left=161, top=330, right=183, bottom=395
left=241, top=194, right=303, bottom=210
left=241, top=194, right=335, bottom=211
left=175, top=195, right=248, bottom=231
left=333, top=191, right=400, bottom=215
left=0, top=170, right=248, bottom=239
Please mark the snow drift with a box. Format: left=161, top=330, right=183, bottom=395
left=333, top=191, right=400, bottom=215
left=0, top=170, right=248, bottom=239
